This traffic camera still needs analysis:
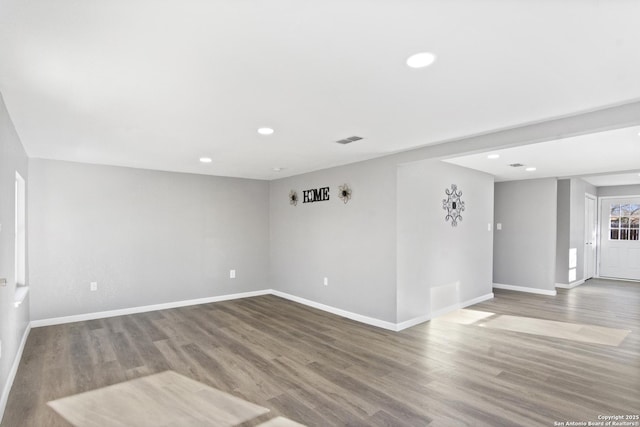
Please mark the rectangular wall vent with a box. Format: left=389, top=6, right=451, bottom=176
left=509, top=163, right=525, bottom=167
left=336, top=136, right=363, bottom=144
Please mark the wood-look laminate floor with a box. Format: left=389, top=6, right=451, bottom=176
left=3, top=278, right=640, bottom=426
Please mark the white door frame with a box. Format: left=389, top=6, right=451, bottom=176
left=584, top=193, right=597, bottom=280
left=597, top=194, right=640, bottom=280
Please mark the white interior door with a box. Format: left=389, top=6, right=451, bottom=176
left=599, top=198, right=640, bottom=280
left=584, top=195, right=596, bottom=280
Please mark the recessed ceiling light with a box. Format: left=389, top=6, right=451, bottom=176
left=525, top=167, right=536, bottom=172
left=273, top=167, right=283, bottom=172
left=487, top=154, right=500, bottom=159
left=258, top=127, right=274, bottom=135
left=199, top=157, right=212, bottom=163
left=406, top=52, right=437, bottom=69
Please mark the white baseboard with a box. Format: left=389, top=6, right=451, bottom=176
left=596, top=276, right=640, bottom=283
left=555, top=279, right=585, bottom=289
left=30, top=290, right=272, bottom=328
left=493, top=283, right=557, bottom=296
left=395, top=313, right=432, bottom=331
left=0, top=322, right=31, bottom=424
left=389, top=293, right=495, bottom=331
left=273, top=291, right=493, bottom=332
left=32, top=288, right=400, bottom=331
left=270, top=290, right=399, bottom=331
left=463, top=292, right=495, bottom=307
left=31, top=288, right=498, bottom=334
left=429, top=292, right=495, bottom=320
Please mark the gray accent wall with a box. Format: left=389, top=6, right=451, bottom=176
left=397, top=160, right=493, bottom=323
left=270, top=155, right=494, bottom=324
left=494, top=179, right=557, bottom=292
left=598, top=185, right=640, bottom=197
left=556, top=180, right=571, bottom=284
left=0, top=93, right=30, bottom=413
left=28, top=159, right=269, bottom=320
left=269, top=157, right=398, bottom=323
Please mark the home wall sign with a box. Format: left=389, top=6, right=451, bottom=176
left=443, top=184, right=465, bottom=227
left=303, top=187, right=330, bottom=203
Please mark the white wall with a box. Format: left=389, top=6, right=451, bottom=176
left=494, top=179, right=557, bottom=293
left=0, top=93, right=30, bottom=417
left=397, top=160, right=494, bottom=323
left=28, top=159, right=270, bottom=320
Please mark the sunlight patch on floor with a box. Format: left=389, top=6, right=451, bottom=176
left=48, top=370, right=270, bottom=427
left=434, top=309, right=631, bottom=347
left=433, top=308, right=495, bottom=325
left=258, top=416, right=306, bottom=427
left=478, top=315, right=631, bottom=347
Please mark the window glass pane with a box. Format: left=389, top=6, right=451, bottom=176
left=621, top=204, right=632, bottom=216
left=630, top=229, right=639, bottom=240
left=621, top=217, right=630, bottom=228
left=610, top=229, right=619, bottom=240
left=611, top=204, right=621, bottom=216
left=620, top=229, right=629, bottom=240
left=610, top=217, right=620, bottom=228
left=631, top=217, right=639, bottom=229
left=630, top=204, right=640, bottom=217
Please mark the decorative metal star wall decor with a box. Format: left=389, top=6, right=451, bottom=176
left=289, top=190, right=298, bottom=206
left=338, top=184, right=352, bottom=204
left=443, top=184, right=465, bottom=227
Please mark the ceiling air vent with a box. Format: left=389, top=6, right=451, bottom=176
left=509, top=163, right=525, bottom=168
left=336, top=136, right=363, bottom=145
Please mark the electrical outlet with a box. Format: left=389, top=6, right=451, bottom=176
left=488, top=223, right=492, bottom=231
left=90, top=282, right=98, bottom=291
left=497, top=223, right=502, bottom=230
left=230, top=269, right=236, bottom=279
left=323, top=277, right=328, bottom=286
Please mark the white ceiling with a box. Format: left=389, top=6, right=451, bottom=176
left=1, top=1, right=640, bottom=180
left=444, top=126, right=640, bottom=185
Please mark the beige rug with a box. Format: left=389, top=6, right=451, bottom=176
left=48, top=370, right=270, bottom=427
left=478, top=315, right=631, bottom=346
